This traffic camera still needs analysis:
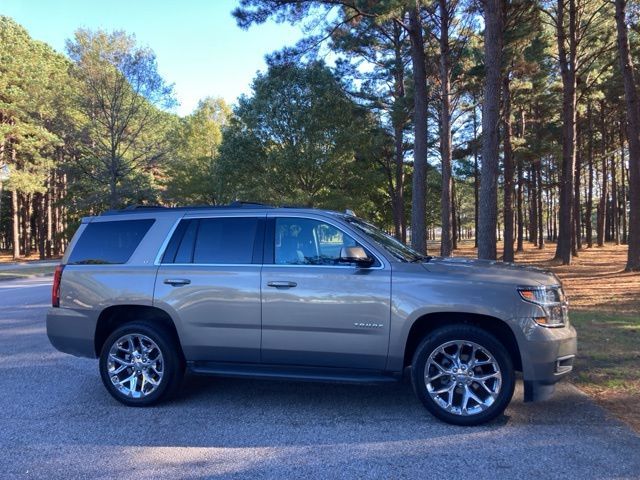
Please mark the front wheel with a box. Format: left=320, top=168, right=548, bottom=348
left=411, top=325, right=515, bottom=426
left=99, top=321, right=184, bottom=406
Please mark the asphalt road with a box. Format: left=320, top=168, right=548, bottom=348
left=1, top=277, right=639, bottom=480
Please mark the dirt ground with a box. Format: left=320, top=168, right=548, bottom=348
left=0, top=252, right=62, bottom=263
left=0, top=251, right=16, bottom=263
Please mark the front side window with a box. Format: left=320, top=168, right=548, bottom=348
left=163, top=217, right=260, bottom=264
left=274, top=218, right=359, bottom=265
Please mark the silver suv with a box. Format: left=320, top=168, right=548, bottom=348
left=46, top=204, right=577, bottom=426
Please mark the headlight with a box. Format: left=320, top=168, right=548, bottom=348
left=518, top=286, right=568, bottom=327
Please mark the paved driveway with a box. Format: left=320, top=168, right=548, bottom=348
left=1, top=277, right=639, bottom=479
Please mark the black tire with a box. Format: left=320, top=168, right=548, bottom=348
left=99, top=321, right=184, bottom=406
left=411, top=324, right=515, bottom=426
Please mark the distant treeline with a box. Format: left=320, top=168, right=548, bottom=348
left=1, top=0, right=639, bottom=270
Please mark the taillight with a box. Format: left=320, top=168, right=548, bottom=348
left=52, top=264, right=64, bottom=307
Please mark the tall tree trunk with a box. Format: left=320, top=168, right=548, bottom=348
left=597, top=103, right=608, bottom=247
left=615, top=0, right=640, bottom=270
left=478, top=0, right=503, bottom=260
left=574, top=112, right=582, bottom=252
left=452, top=179, right=458, bottom=250
left=502, top=73, right=515, bottom=262
left=621, top=125, right=628, bottom=244
left=530, top=163, right=538, bottom=245
left=22, top=193, right=31, bottom=257
left=531, top=109, right=540, bottom=247
left=46, top=172, right=53, bottom=258
left=392, top=21, right=407, bottom=242
left=409, top=2, right=429, bottom=254
left=516, top=110, right=525, bottom=253
left=612, top=121, right=620, bottom=245
left=473, top=99, right=480, bottom=248
left=537, top=159, right=544, bottom=248
left=554, top=0, right=577, bottom=264
left=52, top=168, right=61, bottom=255
left=586, top=101, right=594, bottom=247
left=11, top=189, right=19, bottom=259
left=36, top=193, right=46, bottom=260
left=438, top=0, right=453, bottom=257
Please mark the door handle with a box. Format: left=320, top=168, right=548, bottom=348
left=164, top=278, right=191, bottom=286
left=267, top=281, right=297, bottom=288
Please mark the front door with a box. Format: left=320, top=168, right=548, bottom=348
left=261, top=215, right=391, bottom=370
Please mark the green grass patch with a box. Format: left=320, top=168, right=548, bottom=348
left=571, top=311, right=640, bottom=391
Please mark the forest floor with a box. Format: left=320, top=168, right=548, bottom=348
left=1, top=242, right=638, bottom=430
left=453, top=241, right=640, bottom=432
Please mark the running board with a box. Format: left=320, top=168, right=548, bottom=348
left=188, top=361, right=401, bottom=384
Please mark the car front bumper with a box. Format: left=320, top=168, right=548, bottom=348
left=513, top=318, right=577, bottom=402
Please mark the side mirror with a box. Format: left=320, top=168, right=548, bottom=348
left=339, top=246, right=374, bottom=267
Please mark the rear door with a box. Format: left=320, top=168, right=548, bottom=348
left=153, top=214, right=265, bottom=363
left=260, top=214, right=392, bottom=370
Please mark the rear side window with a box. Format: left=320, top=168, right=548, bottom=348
left=68, top=219, right=155, bottom=265
left=162, top=217, right=262, bottom=264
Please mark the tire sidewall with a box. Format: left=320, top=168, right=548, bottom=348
left=99, top=322, right=180, bottom=406
left=411, top=325, right=515, bottom=426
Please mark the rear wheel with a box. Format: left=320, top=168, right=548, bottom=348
left=411, top=325, right=515, bottom=426
left=99, top=321, right=184, bottom=406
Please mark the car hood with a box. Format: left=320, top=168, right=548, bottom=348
left=421, top=256, right=559, bottom=287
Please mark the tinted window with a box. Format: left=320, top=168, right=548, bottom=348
left=68, top=219, right=154, bottom=265
left=274, top=218, right=358, bottom=265
left=174, top=220, right=199, bottom=263
left=163, top=217, right=260, bottom=264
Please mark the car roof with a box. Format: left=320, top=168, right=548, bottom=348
left=86, top=203, right=349, bottom=222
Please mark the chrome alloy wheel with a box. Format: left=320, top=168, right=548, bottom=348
left=107, top=334, right=164, bottom=399
left=424, top=340, right=502, bottom=416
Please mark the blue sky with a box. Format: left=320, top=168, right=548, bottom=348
left=2, top=0, right=304, bottom=115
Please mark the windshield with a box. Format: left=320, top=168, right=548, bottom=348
left=343, top=216, right=425, bottom=262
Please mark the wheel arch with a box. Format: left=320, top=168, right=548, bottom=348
left=94, top=304, right=185, bottom=361
left=402, top=312, right=522, bottom=372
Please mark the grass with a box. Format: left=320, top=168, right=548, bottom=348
left=569, top=311, right=640, bottom=431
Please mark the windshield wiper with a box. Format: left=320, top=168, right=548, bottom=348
left=410, top=254, right=433, bottom=263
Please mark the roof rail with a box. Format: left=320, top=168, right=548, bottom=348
left=100, top=201, right=272, bottom=216
left=123, top=205, right=167, bottom=211
left=228, top=201, right=271, bottom=208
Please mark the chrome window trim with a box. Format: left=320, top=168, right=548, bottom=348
left=261, top=263, right=383, bottom=270
left=157, top=264, right=262, bottom=268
